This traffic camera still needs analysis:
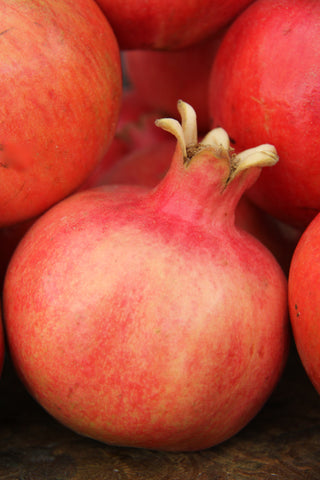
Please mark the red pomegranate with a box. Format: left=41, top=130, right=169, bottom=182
left=0, top=0, right=122, bottom=227
left=123, top=31, right=225, bottom=133
left=209, top=0, right=320, bottom=228
left=94, top=0, right=255, bottom=50
left=3, top=101, right=289, bottom=451
left=80, top=89, right=172, bottom=191
left=90, top=140, right=175, bottom=189
left=288, top=213, right=320, bottom=395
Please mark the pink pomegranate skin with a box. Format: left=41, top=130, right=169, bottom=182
left=0, top=0, right=122, bottom=227
left=3, top=107, right=289, bottom=452
left=82, top=125, right=299, bottom=275
left=94, top=0, right=255, bottom=50
left=289, top=213, right=320, bottom=395
left=209, top=0, right=320, bottom=228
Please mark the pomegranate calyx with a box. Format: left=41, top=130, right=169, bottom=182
left=156, top=100, right=279, bottom=183
left=155, top=100, right=230, bottom=165
left=227, top=145, right=279, bottom=184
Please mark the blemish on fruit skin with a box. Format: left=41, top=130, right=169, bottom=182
left=0, top=28, right=12, bottom=36
left=282, top=27, right=292, bottom=36
left=294, top=303, right=301, bottom=318
left=0, top=145, right=9, bottom=168
left=249, top=96, right=271, bottom=135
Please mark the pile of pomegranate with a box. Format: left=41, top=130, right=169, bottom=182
left=0, top=0, right=319, bottom=452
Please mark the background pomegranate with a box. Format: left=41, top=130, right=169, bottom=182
left=123, top=31, right=225, bottom=133
left=94, top=0, right=255, bottom=50
left=80, top=89, right=173, bottom=191
left=3, top=102, right=289, bottom=451
left=209, top=0, right=320, bottom=228
left=289, top=212, right=320, bottom=395
left=90, top=140, right=175, bottom=189
left=0, top=0, right=122, bottom=227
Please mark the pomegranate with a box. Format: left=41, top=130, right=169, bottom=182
left=94, top=0, right=255, bottom=50
left=3, top=101, right=289, bottom=451
left=114, top=89, right=155, bottom=129
left=80, top=89, right=173, bottom=191
left=209, top=0, right=320, bottom=228
left=89, top=140, right=175, bottom=189
left=123, top=31, right=225, bottom=133
left=288, top=213, right=320, bottom=395
left=0, top=0, right=122, bottom=227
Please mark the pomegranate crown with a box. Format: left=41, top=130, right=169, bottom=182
left=155, top=100, right=278, bottom=183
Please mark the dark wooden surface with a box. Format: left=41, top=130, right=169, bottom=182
left=0, top=343, right=319, bottom=480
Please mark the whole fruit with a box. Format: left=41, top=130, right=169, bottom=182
left=3, top=101, right=289, bottom=452
left=0, top=0, right=122, bottom=227
left=94, top=0, right=255, bottom=50
left=209, top=0, right=320, bottom=228
left=288, top=213, right=320, bottom=395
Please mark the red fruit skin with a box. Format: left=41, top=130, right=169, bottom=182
left=80, top=89, right=172, bottom=190
left=289, top=213, right=320, bottom=394
left=123, top=32, right=225, bottom=133
left=3, top=139, right=289, bottom=451
left=0, top=0, right=122, bottom=227
left=208, top=0, right=320, bottom=228
left=115, top=89, right=153, bottom=129
left=91, top=140, right=175, bottom=188
left=94, top=0, right=255, bottom=50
